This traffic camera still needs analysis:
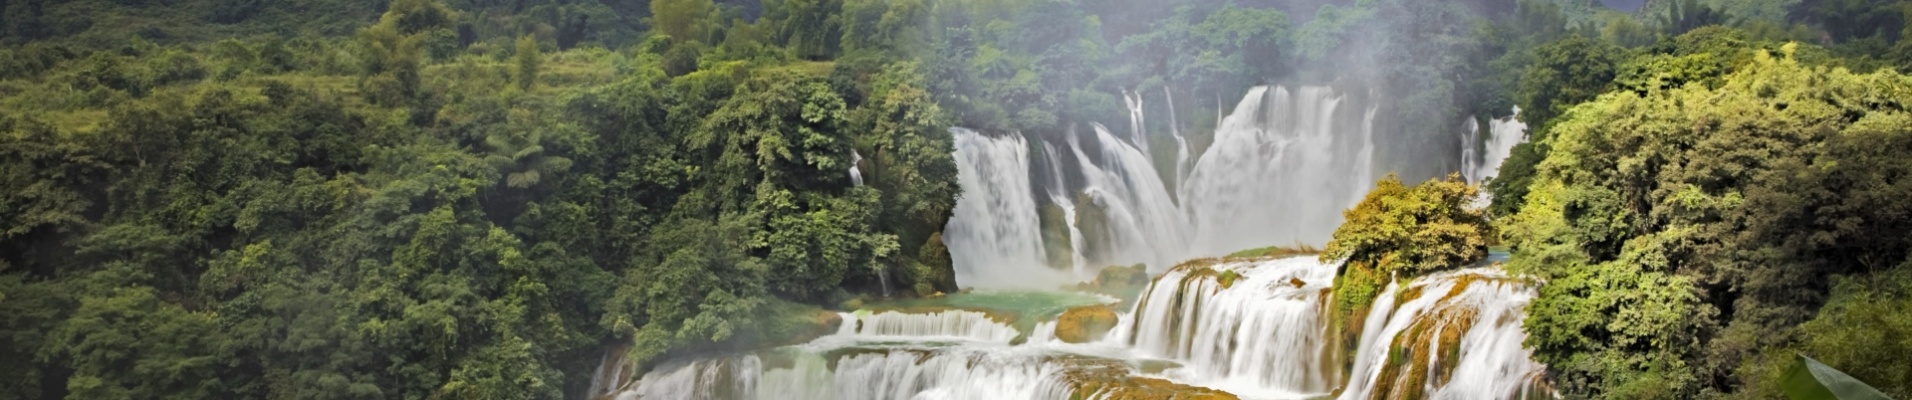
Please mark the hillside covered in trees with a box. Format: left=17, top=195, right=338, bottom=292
left=5, top=0, right=1912, bottom=399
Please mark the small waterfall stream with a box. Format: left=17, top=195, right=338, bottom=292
left=1461, top=107, right=1527, bottom=186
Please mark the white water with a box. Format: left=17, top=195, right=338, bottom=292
left=849, top=150, right=865, bottom=186
left=1338, top=268, right=1550, bottom=400
left=622, top=260, right=1552, bottom=400
left=1120, top=257, right=1343, bottom=398
left=943, top=110, right=1381, bottom=283
left=1179, top=86, right=1378, bottom=257
left=1050, top=196, right=1089, bottom=277
left=1123, top=89, right=1151, bottom=158
left=1067, top=124, right=1189, bottom=273
left=944, top=128, right=1067, bottom=288
left=837, top=310, right=1021, bottom=343
left=633, top=348, right=1081, bottom=400
left=944, top=86, right=1378, bottom=281
left=1461, top=107, right=1526, bottom=185
left=1166, top=86, right=1192, bottom=188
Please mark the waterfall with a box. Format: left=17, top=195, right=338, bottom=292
left=1165, top=86, right=1192, bottom=189
left=834, top=310, right=1022, bottom=343
left=1179, top=86, right=1379, bottom=257
left=630, top=350, right=1079, bottom=400
left=1065, top=124, right=1189, bottom=272
left=849, top=150, right=864, bottom=186
left=1122, top=89, right=1150, bottom=158
left=945, top=86, right=1378, bottom=283
left=1050, top=196, right=1089, bottom=277
left=632, top=356, right=763, bottom=400
left=1461, top=107, right=1526, bottom=185
left=944, top=128, right=1065, bottom=288
left=1338, top=268, right=1551, bottom=400
left=1118, top=256, right=1343, bottom=397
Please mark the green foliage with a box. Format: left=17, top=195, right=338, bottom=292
left=1323, top=174, right=1492, bottom=277
left=650, top=0, right=717, bottom=45
left=1513, top=34, right=1621, bottom=131
left=1778, top=355, right=1894, bottom=400
left=514, top=36, right=540, bottom=90
left=1323, top=174, right=1491, bottom=312
left=1507, top=45, right=1912, bottom=397
left=0, top=0, right=965, bottom=396
left=1740, top=263, right=1912, bottom=399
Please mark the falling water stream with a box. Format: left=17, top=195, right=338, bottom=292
left=612, top=87, right=1550, bottom=399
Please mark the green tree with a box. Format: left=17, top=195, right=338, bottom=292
left=650, top=0, right=715, bottom=44
left=1507, top=45, right=1912, bottom=397
left=1323, top=174, right=1492, bottom=312
left=514, top=36, right=540, bottom=91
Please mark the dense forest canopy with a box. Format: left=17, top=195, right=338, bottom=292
left=4, top=0, right=1912, bottom=399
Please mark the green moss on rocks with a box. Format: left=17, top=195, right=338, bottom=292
left=1055, top=305, right=1120, bottom=343
left=1057, top=357, right=1239, bottom=400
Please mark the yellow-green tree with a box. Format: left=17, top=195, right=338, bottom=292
left=513, top=36, right=539, bottom=91
left=1322, top=174, right=1492, bottom=312
left=1508, top=44, right=1912, bottom=397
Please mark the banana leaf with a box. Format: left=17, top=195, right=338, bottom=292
left=1782, top=354, right=1893, bottom=400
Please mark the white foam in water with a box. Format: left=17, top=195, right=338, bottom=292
left=1461, top=107, right=1527, bottom=186
left=836, top=309, right=1021, bottom=343
left=1121, top=256, right=1342, bottom=398
left=1338, top=268, right=1549, bottom=400
left=633, top=349, right=1078, bottom=400
left=944, top=128, right=1068, bottom=288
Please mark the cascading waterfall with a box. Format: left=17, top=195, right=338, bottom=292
left=944, top=128, right=1066, bottom=287
left=836, top=310, right=1022, bottom=343
left=1067, top=124, right=1189, bottom=272
left=1178, top=86, right=1378, bottom=257
left=1461, top=107, right=1526, bottom=185
left=618, top=83, right=1554, bottom=400
left=631, top=349, right=1081, bottom=400
left=1338, top=268, right=1550, bottom=400
left=946, top=85, right=1378, bottom=280
left=1117, top=257, right=1343, bottom=398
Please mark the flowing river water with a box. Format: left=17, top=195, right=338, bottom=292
left=610, top=86, right=1550, bottom=400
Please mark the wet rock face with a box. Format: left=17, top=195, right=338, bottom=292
left=1054, top=305, right=1119, bottom=343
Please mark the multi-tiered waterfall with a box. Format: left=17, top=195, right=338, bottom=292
left=945, top=86, right=1383, bottom=281
left=612, top=86, right=1551, bottom=400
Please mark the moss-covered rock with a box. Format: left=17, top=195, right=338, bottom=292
left=1093, top=264, right=1151, bottom=289
left=916, top=232, right=959, bottom=294
left=1055, top=305, right=1120, bottom=343
left=770, top=307, right=845, bottom=347
left=1224, top=244, right=1322, bottom=260
left=1058, top=357, right=1238, bottom=400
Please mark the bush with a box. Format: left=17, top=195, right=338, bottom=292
left=144, top=49, right=206, bottom=86
left=1321, top=174, right=1491, bottom=279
